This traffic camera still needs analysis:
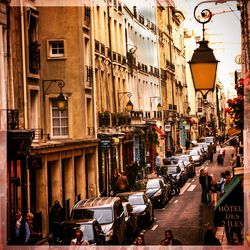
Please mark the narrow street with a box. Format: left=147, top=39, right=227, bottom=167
left=142, top=146, right=234, bottom=246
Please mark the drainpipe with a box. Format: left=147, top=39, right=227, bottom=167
left=20, top=0, right=28, bottom=128
left=90, top=0, right=100, bottom=196
left=107, top=5, right=117, bottom=114
left=20, top=0, right=30, bottom=213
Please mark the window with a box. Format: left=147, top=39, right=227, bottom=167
left=51, top=99, right=69, bottom=137
left=47, top=40, right=66, bottom=59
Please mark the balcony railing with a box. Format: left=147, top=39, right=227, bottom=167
left=86, top=66, right=93, bottom=87
left=7, top=109, right=19, bottom=130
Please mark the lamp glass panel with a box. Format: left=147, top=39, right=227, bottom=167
left=57, top=100, right=66, bottom=110
left=190, top=63, right=217, bottom=90
left=126, top=100, right=133, bottom=112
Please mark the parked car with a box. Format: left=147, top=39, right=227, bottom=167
left=122, top=202, right=138, bottom=244
left=71, top=197, right=126, bottom=245
left=177, top=155, right=196, bottom=177
left=145, top=178, right=170, bottom=208
left=116, top=191, right=154, bottom=228
left=55, top=218, right=105, bottom=245
left=187, top=148, right=204, bottom=166
left=196, top=143, right=209, bottom=160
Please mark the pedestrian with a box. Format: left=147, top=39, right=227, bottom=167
left=71, top=228, right=89, bottom=245
left=203, top=229, right=221, bottom=245
left=135, top=234, right=145, bottom=245
left=224, top=171, right=232, bottom=186
left=176, top=143, right=182, bottom=154
left=111, top=168, right=119, bottom=196
left=116, top=171, right=129, bottom=193
left=126, top=162, right=138, bottom=190
left=210, top=175, right=218, bottom=206
left=208, top=143, right=214, bottom=162
left=161, top=230, right=182, bottom=245
left=49, top=200, right=65, bottom=241
left=12, top=210, right=30, bottom=245
left=217, top=144, right=225, bottom=165
left=26, top=212, right=42, bottom=244
left=217, top=172, right=226, bottom=197
left=185, top=139, right=190, bottom=150
left=155, top=153, right=161, bottom=175
left=199, top=170, right=212, bottom=205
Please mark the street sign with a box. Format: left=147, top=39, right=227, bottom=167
left=100, top=139, right=111, bottom=148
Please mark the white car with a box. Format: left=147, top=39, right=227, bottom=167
left=188, top=149, right=204, bottom=165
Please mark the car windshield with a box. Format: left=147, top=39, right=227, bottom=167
left=178, top=156, right=189, bottom=162
left=71, top=209, right=94, bottom=220
left=90, top=208, right=113, bottom=224
left=146, top=179, right=160, bottom=189
left=166, top=166, right=179, bottom=174
left=128, top=195, right=145, bottom=205
left=190, top=150, right=199, bottom=156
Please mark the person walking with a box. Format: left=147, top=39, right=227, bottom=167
left=12, top=210, right=30, bottom=245
left=155, top=153, right=161, bottom=175
left=49, top=200, right=65, bottom=241
left=217, top=144, right=225, bottom=165
left=116, top=172, right=129, bottom=193
left=161, top=230, right=182, bottom=245
left=208, top=143, right=214, bottom=162
left=217, top=172, right=226, bottom=197
left=199, top=170, right=212, bottom=205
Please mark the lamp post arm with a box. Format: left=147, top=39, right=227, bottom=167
left=43, top=79, right=65, bottom=95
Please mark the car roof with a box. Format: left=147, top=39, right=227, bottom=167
left=116, top=191, right=145, bottom=197
left=61, top=218, right=96, bottom=225
left=74, top=197, right=121, bottom=209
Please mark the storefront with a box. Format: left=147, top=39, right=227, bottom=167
left=213, top=176, right=244, bottom=241
left=7, top=130, right=33, bottom=242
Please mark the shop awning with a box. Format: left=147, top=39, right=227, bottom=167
left=213, top=176, right=243, bottom=227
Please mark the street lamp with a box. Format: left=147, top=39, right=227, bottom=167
left=150, top=96, right=162, bottom=111
left=188, top=6, right=219, bottom=99
left=118, top=92, right=134, bottom=112
left=43, top=80, right=67, bottom=111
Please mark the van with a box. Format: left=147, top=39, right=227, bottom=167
left=71, top=197, right=126, bottom=245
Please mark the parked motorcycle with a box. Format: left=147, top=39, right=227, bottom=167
left=159, top=174, right=180, bottom=197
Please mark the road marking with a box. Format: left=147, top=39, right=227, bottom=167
left=151, top=225, right=158, bottom=230
left=187, top=184, right=196, bottom=191
left=174, top=200, right=178, bottom=203
left=179, top=182, right=191, bottom=195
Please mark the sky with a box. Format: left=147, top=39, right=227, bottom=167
left=174, top=0, right=241, bottom=99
